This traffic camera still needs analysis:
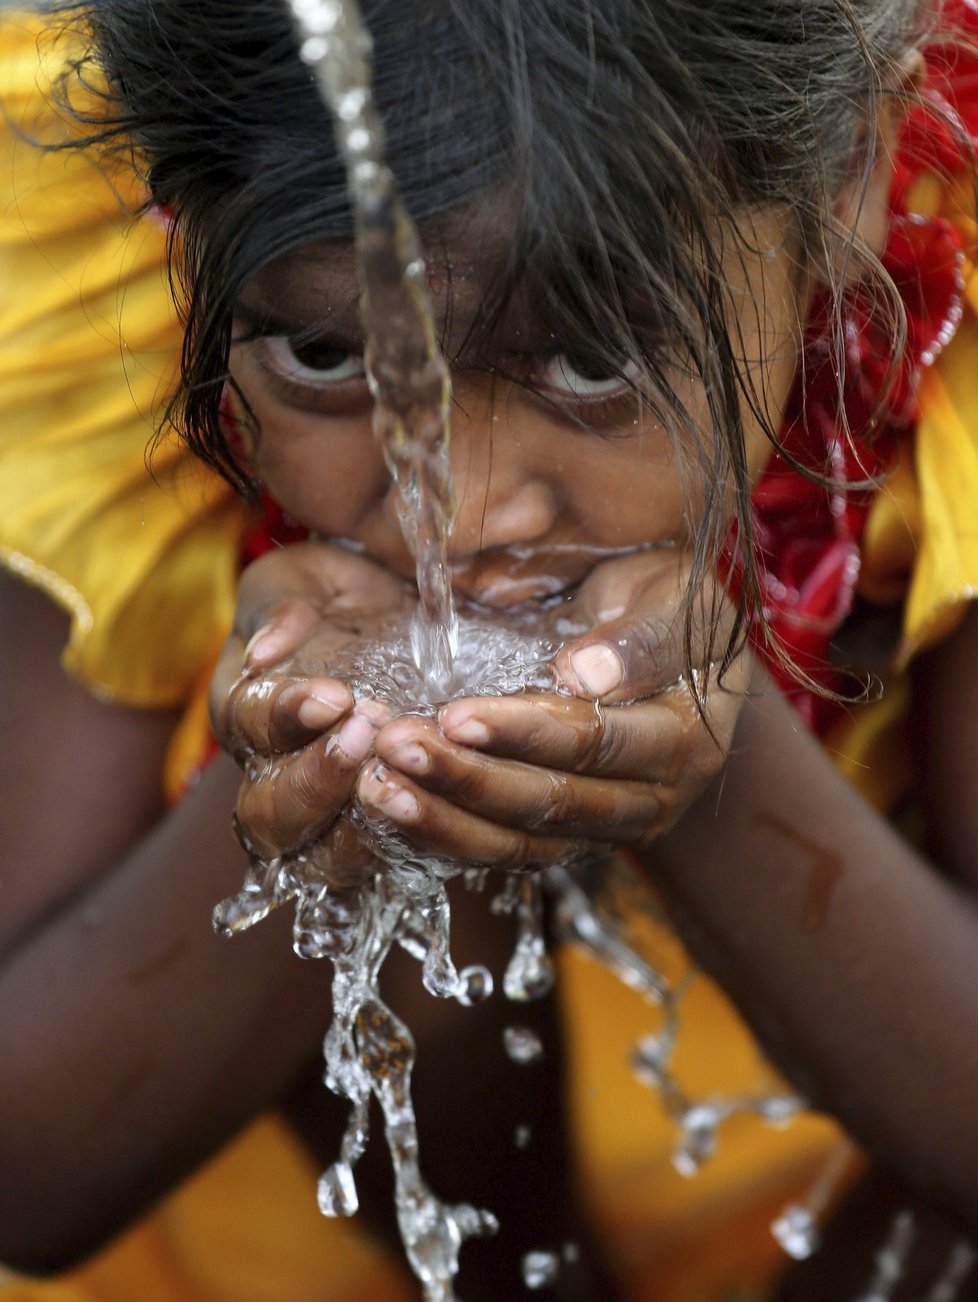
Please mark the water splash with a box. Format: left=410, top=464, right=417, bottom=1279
left=214, top=5, right=821, bottom=1296
left=217, top=617, right=556, bottom=1299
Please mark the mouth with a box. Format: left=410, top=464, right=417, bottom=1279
left=450, top=540, right=660, bottom=611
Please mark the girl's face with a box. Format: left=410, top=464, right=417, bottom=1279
left=230, top=209, right=803, bottom=609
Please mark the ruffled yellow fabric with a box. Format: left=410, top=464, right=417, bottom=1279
left=0, top=14, right=245, bottom=707
left=859, top=167, right=978, bottom=666
left=0, top=1117, right=413, bottom=1302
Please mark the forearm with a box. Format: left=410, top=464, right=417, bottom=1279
left=0, top=756, right=337, bottom=1274
left=645, top=670, right=978, bottom=1228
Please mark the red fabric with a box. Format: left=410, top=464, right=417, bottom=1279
left=734, top=212, right=964, bottom=732
left=724, top=5, right=976, bottom=732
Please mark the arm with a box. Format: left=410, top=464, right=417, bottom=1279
left=644, top=610, right=978, bottom=1231
left=0, top=571, right=341, bottom=1273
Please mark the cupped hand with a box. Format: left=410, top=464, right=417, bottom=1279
left=209, top=542, right=413, bottom=883
left=357, top=550, right=750, bottom=869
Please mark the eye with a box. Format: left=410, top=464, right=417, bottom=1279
left=533, top=352, right=631, bottom=398
left=260, top=334, right=365, bottom=385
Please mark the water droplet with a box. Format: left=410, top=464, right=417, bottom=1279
left=632, top=1029, right=674, bottom=1087
left=299, top=34, right=328, bottom=63
left=522, top=1250, right=560, bottom=1290
left=336, top=87, right=366, bottom=120
left=503, top=947, right=554, bottom=1001
left=771, top=1204, right=820, bottom=1260
left=503, top=1026, right=544, bottom=1064
left=456, top=965, right=493, bottom=1006
left=926, top=1240, right=977, bottom=1302
left=514, top=1124, right=532, bottom=1149
left=318, top=1160, right=359, bottom=1217
left=345, top=125, right=371, bottom=154
left=673, top=1103, right=721, bottom=1176
left=753, top=1094, right=803, bottom=1126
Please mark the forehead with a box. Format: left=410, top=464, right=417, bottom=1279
left=238, top=205, right=800, bottom=353
left=240, top=231, right=561, bottom=357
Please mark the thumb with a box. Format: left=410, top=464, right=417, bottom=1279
left=552, top=610, right=685, bottom=704
left=551, top=551, right=733, bottom=704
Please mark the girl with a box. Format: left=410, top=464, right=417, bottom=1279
left=2, top=0, right=978, bottom=1299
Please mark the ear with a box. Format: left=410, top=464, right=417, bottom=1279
left=831, top=48, right=925, bottom=260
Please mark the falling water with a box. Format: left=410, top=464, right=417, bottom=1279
left=213, top=1, right=828, bottom=1296
left=285, top=0, right=457, bottom=698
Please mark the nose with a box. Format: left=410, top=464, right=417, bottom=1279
left=445, top=382, right=560, bottom=557
left=375, top=378, right=566, bottom=605
left=450, top=474, right=560, bottom=555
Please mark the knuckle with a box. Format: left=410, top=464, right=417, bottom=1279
left=442, top=759, right=491, bottom=809
left=592, top=715, right=631, bottom=773
left=235, top=779, right=280, bottom=859
left=488, top=832, right=541, bottom=872
left=526, top=778, right=583, bottom=832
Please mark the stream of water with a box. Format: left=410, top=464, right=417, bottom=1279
left=210, top=2, right=851, bottom=1297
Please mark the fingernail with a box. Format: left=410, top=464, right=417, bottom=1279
left=244, top=626, right=290, bottom=667
left=298, top=684, right=349, bottom=729
left=439, top=709, right=489, bottom=746
left=391, top=742, right=429, bottom=774
left=380, top=785, right=419, bottom=822
left=332, top=713, right=379, bottom=762
left=356, top=698, right=392, bottom=727
left=567, top=643, right=623, bottom=697
left=359, top=765, right=419, bottom=822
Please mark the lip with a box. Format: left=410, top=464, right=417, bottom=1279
left=455, top=571, right=575, bottom=609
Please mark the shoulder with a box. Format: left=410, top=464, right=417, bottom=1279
left=0, top=11, right=248, bottom=707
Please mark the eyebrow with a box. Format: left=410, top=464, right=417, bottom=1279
left=232, top=295, right=364, bottom=346
left=234, top=252, right=578, bottom=361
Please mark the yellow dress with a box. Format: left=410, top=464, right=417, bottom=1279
left=3, top=13, right=978, bottom=1302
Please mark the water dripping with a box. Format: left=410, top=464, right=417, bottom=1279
left=925, top=1240, right=977, bottom=1302
left=503, top=877, right=555, bottom=1001
left=522, top=1249, right=560, bottom=1290
left=503, top=1026, right=545, bottom=1065
left=853, top=1210, right=916, bottom=1302
left=770, top=1139, right=856, bottom=1261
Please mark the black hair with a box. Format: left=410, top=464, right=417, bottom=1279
left=49, top=0, right=931, bottom=684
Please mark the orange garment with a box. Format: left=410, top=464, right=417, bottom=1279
left=4, top=12, right=978, bottom=1302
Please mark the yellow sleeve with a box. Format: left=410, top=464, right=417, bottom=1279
left=0, top=14, right=246, bottom=707
left=897, top=310, right=978, bottom=663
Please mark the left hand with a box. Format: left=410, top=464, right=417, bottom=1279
left=358, top=550, right=751, bottom=870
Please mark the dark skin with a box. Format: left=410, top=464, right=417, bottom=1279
left=214, top=541, right=978, bottom=1288
left=0, top=564, right=634, bottom=1296
left=4, top=544, right=978, bottom=1292
left=3, top=55, right=970, bottom=1294
left=0, top=571, right=342, bottom=1271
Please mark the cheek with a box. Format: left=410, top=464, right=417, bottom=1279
left=229, top=366, right=389, bottom=534
left=563, top=426, right=687, bottom=544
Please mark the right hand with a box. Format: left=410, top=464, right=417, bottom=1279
left=209, top=541, right=413, bottom=886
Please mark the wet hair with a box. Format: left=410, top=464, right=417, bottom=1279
left=51, top=0, right=930, bottom=680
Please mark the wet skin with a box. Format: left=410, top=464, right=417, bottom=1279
left=220, top=208, right=804, bottom=874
